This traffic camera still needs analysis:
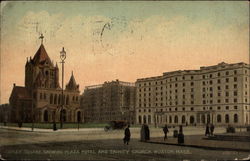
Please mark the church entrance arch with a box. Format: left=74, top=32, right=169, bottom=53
left=43, top=110, right=48, bottom=122
left=60, top=109, right=67, bottom=122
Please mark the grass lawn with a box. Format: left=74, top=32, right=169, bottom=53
left=0, top=122, right=109, bottom=129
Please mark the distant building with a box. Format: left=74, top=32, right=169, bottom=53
left=81, top=80, right=136, bottom=124
left=136, top=62, right=250, bottom=126
left=9, top=37, right=83, bottom=123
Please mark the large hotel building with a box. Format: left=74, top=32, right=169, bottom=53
left=136, top=62, right=250, bottom=126
left=81, top=80, right=136, bottom=124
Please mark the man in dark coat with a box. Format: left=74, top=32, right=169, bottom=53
left=163, top=124, right=169, bottom=141
left=145, top=124, right=150, bottom=141
left=205, top=123, right=210, bottom=136
left=210, top=124, right=215, bottom=136
left=123, top=125, right=131, bottom=145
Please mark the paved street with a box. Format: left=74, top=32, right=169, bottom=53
left=0, top=127, right=249, bottom=160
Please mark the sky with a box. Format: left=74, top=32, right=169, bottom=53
left=0, top=1, right=249, bottom=104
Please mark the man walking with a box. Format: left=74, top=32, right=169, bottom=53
left=123, top=125, right=131, bottom=145
left=205, top=123, right=210, bottom=136
left=163, top=124, right=169, bottom=141
left=210, top=124, right=215, bottom=136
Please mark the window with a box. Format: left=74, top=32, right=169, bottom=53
left=225, top=85, right=229, bottom=89
left=226, top=71, right=229, bottom=75
left=191, top=88, right=194, bottom=92
left=217, top=115, right=221, bottom=123
left=40, top=93, right=43, bottom=99
left=209, top=80, right=213, bottom=85
left=217, top=106, right=221, bottom=110
left=218, top=86, right=221, bottom=90
left=233, top=77, right=237, bottom=82
left=226, top=106, right=229, bottom=110
left=203, top=81, right=206, bottom=85
left=225, top=114, right=229, bottom=123
left=203, top=75, right=205, bottom=79
left=234, top=84, right=237, bottom=89
left=183, top=89, right=185, bottom=92
left=234, top=91, right=237, bottom=96
left=191, top=76, right=194, bottom=80
left=234, top=106, right=237, bottom=110
left=191, top=82, right=194, bottom=86
left=218, top=93, right=221, bottom=96
left=191, top=107, right=194, bottom=111
left=234, top=70, right=237, bottom=74
left=217, top=79, right=221, bottom=84
left=234, top=98, right=237, bottom=103
left=226, top=92, right=229, bottom=97
left=183, top=83, right=185, bottom=87
left=210, top=74, right=213, bottom=78
left=225, top=99, right=229, bottom=103
left=217, top=99, right=221, bottom=103
left=217, top=72, right=221, bottom=77
left=226, top=78, right=229, bottom=83
left=234, top=114, right=238, bottom=123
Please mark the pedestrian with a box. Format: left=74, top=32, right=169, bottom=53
left=177, top=125, right=184, bottom=144
left=145, top=124, right=150, bottom=141
left=205, top=123, right=210, bottom=136
left=210, top=124, right=215, bottom=136
left=123, top=125, right=131, bottom=145
left=163, top=124, right=169, bottom=141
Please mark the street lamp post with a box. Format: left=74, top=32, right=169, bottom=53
left=60, top=47, right=66, bottom=129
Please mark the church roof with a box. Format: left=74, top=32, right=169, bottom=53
left=10, top=86, right=31, bottom=100
left=66, top=72, right=79, bottom=91
left=32, top=44, right=52, bottom=66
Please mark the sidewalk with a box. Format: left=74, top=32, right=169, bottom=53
left=146, top=135, right=250, bottom=152
left=0, top=125, right=104, bottom=132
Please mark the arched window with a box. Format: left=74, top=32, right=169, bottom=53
left=217, top=114, right=221, bottom=123
left=207, top=114, right=211, bottom=124
left=77, top=111, right=81, bottom=122
left=234, top=114, right=238, bottom=123
left=138, top=116, right=142, bottom=124
left=190, top=116, right=195, bottom=124
left=44, top=110, right=48, bottom=122
left=66, top=95, right=69, bottom=105
left=50, top=94, right=53, bottom=104
left=165, top=115, right=168, bottom=123
left=148, top=115, right=151, bottom=124
left=174, top=116, right=178, bottom=124
left=58, top=94, right=61, bottom=104
left=61, top=109, right=67, bottom=122
left=225, top=114, right=229, bottom=123
left=143, top=115, right=147, bottom=124
left=202, top=115, right=205, bottom=124
left=54, top=94, right=57, bottom=104
left=182, top=116, right=186, bottom=124
left=169, top=116, right=172, bottom=123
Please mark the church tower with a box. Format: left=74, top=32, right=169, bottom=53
left=25, top=34, right=60, bottom=92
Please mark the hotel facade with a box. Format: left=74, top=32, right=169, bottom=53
left=135, top=62, right=250, bottom=126
left=81, top=80, right=136, bottom=124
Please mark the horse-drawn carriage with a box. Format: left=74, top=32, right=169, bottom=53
left=104, top=120, right=128, bottom=131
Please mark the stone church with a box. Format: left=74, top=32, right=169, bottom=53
left=9, top=38, right=84, bottom=123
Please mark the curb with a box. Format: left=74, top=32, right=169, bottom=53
left=145, top=141, right=250, bottom=152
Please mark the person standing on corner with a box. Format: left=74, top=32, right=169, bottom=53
left=123, top=125, right=131, bottom=145
left=163, top=124, right=169, bottom=141
left=210, top=124, right=215, bottom=136
left=205, top=123, right=210, bottom=136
